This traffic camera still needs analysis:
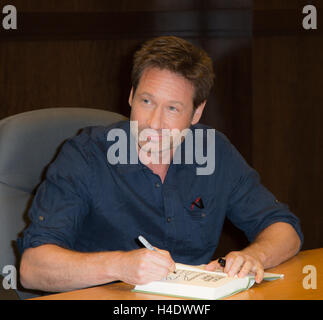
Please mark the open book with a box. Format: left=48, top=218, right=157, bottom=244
left=133, top=263, right=284, bottom=300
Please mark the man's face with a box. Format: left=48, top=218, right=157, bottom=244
left=129, top=67, right=205, bottom=158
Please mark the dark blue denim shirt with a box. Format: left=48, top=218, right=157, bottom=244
left=17, top=121, right=303, bottom=265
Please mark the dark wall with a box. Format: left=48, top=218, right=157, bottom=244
left=252, top=0, right=323, bottom=252
left=0, top=0, right=321, bottom=257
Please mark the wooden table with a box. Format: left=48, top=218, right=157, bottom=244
left=31, top=248, right=323, bottom=300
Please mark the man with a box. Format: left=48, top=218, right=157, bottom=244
left=18, top=36, right=303, bottom=292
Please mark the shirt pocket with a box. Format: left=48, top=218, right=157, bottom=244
left=181, top=194, right=218, bottom=252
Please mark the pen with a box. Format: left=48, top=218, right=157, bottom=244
left=138, top=235, right=158, bottom=252
left=138, top=235, right=176, bottom=273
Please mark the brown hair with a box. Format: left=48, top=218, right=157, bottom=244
left=131, top=36, right=215, bottom=109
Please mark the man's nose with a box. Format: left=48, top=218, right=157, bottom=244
left=148, top=106, right=163, bottom=130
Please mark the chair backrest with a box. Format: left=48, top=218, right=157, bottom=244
left=0, top=107, right=126, bottom=299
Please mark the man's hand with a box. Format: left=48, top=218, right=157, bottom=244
left=115, top=248, right=176, bottom=285
left=205, top=250, right=264, bottom=283
left=204, top=223, right=301, bottom=284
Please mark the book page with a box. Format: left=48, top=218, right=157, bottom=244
left=165, top=269, right=226, bottom=286
left=174, top=263, right=227, bottom=276
left=174, top=263, right=284, bottom=280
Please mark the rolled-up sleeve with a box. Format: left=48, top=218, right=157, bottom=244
left=17, top=132, right=93, bottom=255
left=225, top=141, right=304, bottom=248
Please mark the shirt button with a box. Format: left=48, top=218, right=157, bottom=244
left=155, top=182, right=161, bottom=188
left=167, top=217, right=172, bottom=223
left=39, top=216, right=44, bottom=221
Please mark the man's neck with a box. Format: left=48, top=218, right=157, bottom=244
left=139, top=149, right=173, bottom=183
left=146, top=162, right=170, bottom=183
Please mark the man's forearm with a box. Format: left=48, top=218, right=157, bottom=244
left=242, top=222, right=301, bottom=269
left=20, top=244, right=176, bottom=292
left=20, top=244, right=122, bottom=292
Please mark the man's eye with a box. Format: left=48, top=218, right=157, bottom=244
left=168, top=106, right=178, bottom=112
left=143, top=99, right=150, bottom=104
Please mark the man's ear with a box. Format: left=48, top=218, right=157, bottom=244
left=191, top=101, right=206, bottom=125
left=128, top=87, right=134, bottom=107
